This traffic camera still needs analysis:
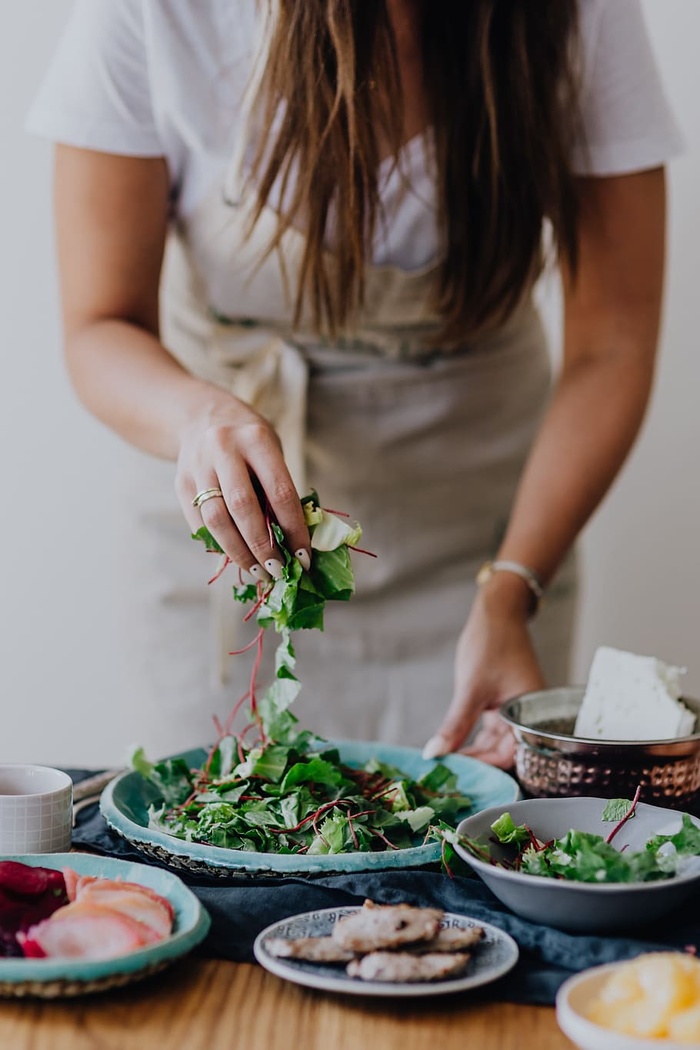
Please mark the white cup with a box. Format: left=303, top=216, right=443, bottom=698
left=0, top=765, right=73, bottom=854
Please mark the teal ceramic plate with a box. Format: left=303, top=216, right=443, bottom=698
left=0, top=852, right=210, bottom=997
left=101, top=741, right=520, bottom=878
left=254, top=906, right=519, bottom=997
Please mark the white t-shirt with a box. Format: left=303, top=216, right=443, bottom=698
left=27, top=0, right=682, bottom=271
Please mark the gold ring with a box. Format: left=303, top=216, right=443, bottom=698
left=192, top=487, right=224, bottom=509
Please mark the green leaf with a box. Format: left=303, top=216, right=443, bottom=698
left=130, top=746, right=154, bottom=782
left=131, top=751, right=193, bottom=807
left=280, top=758, right=347, bottom=793
left=419, top=764, right=458, bottom=793
left=646, top=813, right=700, bottom=857
left=385, top=781, right=413, bottom=813
left=274, top=633, right=296, bottom=679
left=191, top=526, right=224, bottom=554
left=249, top=745, right=291, bottom=783
left=396, top=806, right=434, bottom=833
left=490, top=812, right=532, bottom=846
left=309, top=546, right=355, bottom=601
left=308, top=813, right=349, bottom=855
left=309, top=510, right=362, bottom=551
left=207, top=735, right=237, bottom=779
left=233, top=583, right=258, bottom=604
left=285, top=589, right=326, bottom=631
left=602, top=798, right=634, bottom=822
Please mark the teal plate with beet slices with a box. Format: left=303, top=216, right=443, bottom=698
left=0, top=852, right=210, bottom=997
left=100, top=741, right=520, bottom=879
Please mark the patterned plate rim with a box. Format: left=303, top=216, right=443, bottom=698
left=253, top=906, right=520, bottom=997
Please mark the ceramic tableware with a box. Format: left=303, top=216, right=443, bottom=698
left=0, top=852, right=210, bottom=998
left=101, top=741, right=520, bottom=877
left=254, top=906, right=519, bottom=997
left=0, top=766, right=72, bottom=854
left=454, top=796, right=700, bottom=933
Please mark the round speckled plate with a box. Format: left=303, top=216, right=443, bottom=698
left=253, top=907, right=519, bottom=997
left=100, top=741, right=520, bottom=878
left=0, top=852, right=210, bottom=998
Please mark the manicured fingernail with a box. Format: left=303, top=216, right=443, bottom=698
left=249, top=564, right=272, bottom=583
left=295, top=549, right=311, bottom=572
left=264, top=558, right=284, bottom=580
left=422, top=735, right=449, bottom=761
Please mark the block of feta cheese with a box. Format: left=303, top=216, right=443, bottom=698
left=574, top=646, right=696, bottom=741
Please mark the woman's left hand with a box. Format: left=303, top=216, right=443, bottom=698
left=422, top=579, right=545, bottom=769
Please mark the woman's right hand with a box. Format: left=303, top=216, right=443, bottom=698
left=175, top=391, right=311, bottom=582
left=53, top=147, right=310, bottom=580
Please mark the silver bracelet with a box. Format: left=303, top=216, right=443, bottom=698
left=476, top=559, right=545, bottom=617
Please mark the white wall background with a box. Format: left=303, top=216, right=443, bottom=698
left=1, top=2, right=698, bottom=766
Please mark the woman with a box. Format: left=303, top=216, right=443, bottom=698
left=28, top=0, right=681, bottom=764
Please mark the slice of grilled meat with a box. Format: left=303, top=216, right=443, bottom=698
left=265, top=936, right=355, bottom=963
left=332, top=901, right=443, bottom=953
left=347, top=950, right=471, bottom=983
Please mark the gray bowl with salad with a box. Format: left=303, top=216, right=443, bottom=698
left=451, top=796, right=700, bottom=933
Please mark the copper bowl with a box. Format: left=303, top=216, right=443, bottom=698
left=501, top=687, right=700, bottom=810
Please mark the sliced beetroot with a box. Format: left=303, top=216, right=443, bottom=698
left=43, top=869, right=67, bottom=894
left=0, top=862, right=69, bottom=954
left=0, top=861, right=50, bottom=897
left=17, top=935, right=46, bottom=959
left=0, top=890, right=29, bottom=935
left=0, top=930, right=24, bottom=958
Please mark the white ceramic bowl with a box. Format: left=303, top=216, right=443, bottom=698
left=0, top=764, right=72, bottom=853
left=454, top=796, right=700, bottom=933
left=556, top=963, right=691, bottom=1050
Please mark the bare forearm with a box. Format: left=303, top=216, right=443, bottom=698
left=493, top=170, right=666, bottom=600
left=496, top=346, right=654, bottom=584
left=65, top=319, right=235, bottom=460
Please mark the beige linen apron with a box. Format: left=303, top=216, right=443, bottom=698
left=117, top=141, right=577, bottom=758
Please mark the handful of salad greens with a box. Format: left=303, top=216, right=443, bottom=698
left=449, top=794, right=700, bottom=883
left=132, top=491, right=472, bottom=856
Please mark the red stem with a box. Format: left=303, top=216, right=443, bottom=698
left=229, top=635, right=263, bottom=656
left=208, top=555, right=232, bottom=585
left=605, top=786, right=642, bottom=845
left=243, top=589, right=269, bottom=622
left=371, top=829, right=399, bottom=851
left=248, top=629, right=265, bottom=731
left=441, top=836, right=455, bottom=879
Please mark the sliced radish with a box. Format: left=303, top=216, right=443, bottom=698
left=18, top=900, right=163, bottom=959
left=74, top=878, right=174, bottom=924
left=62, top=868, right=80, bottom=902
left=75, top=884, right=173, bottom=937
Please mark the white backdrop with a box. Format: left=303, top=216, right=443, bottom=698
left=1, top=2, right=698, bottom=765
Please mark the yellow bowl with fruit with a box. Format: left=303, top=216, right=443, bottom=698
left=556, top=953, right=700, bottom=1048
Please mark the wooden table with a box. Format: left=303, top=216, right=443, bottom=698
left=0, top=957, right=573, bottom=1049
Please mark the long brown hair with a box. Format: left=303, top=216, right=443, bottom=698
left=248, top=1, right=581, bottom=344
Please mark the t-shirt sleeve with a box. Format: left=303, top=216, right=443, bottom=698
left=571, top=0, right=684, bottom=176
left=26, top=0, right=163, bottom=156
